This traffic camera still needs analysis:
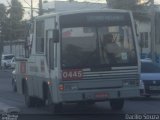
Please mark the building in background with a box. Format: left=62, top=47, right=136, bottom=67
left=135, top=0, right=160, bottom=59
left=3, top=40, right=25, bottom=57
left=136, top=20, right=151, bottom=58
left=151, top=7, right=160, bottom=63
left=42, top=1, right=107, bottom=13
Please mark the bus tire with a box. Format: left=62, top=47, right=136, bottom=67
left=46, top=88, right=63, bottom=113
left=145, top=94, right=151, bottom=98
left=110, top=99, right=124, bottom=110
left=51, top=103, right=63, bottom=113
left=24, top=83, right=36, bottom=107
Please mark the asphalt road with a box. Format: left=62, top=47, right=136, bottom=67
left=0, top=69, right=160, bottom=120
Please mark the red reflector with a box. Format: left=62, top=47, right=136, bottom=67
left=59, top=84, right=64, bottom=91
left=20, top=62, right=26, bottom=74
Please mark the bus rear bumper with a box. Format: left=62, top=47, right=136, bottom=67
left=60, top=88, right=140, bottom=102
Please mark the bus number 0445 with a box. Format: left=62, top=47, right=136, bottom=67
left=62, top=70, right=83, bottom=80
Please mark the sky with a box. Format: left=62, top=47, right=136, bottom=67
left=0, top=0, right=159, bottom=19
left=0, top=0, right=158, bottom=4
left=0, top=0, right=106, bottom=19
left=0, top=0, right=159, bottom=11
left=0, top=0, right=159, bottom=6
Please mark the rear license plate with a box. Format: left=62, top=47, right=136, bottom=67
left=95, top=93, right=108, bottom=99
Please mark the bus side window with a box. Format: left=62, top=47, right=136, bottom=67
left=36, top=20, right=45, bottom=53
left=49, top=40, right=54, bottom=69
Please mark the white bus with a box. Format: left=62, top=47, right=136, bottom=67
left=14, top=9, right=140, bottom=112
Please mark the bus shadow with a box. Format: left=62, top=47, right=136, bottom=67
left=128, top=96, right=160, bottom=101
left=54, top=102, right=125, bottom=115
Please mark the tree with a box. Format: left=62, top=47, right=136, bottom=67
left=107, top=0, right=137, bottom=10
left=0, top=4, right=7, bottom=67
left=106, top=0, right=152, bottom=21
left=0, top=4, right=7, bottom=21
left=107, top=0, right=152, bottom=10
left=0, top=4, right=7, bottom=40
left=7, top=0, right=24, bottom=41
left=8, top=0, right=24, bottom=22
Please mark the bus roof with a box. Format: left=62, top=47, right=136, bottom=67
left=35, top=9, right=131, bottom=20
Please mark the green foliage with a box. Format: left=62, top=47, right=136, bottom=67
left=106, top=0, right=152, bottom=21
left=0, top=4, right=8, bottom=40
left=8, top=0, right=24, bottom=21
left=0, top=0, right=27, bottom=42
left=107, top=0, right=137, bottom=10
left=0, top=4, right=7, bottom=22
left=107, top=0, right=152, bottom=10
left=0, top=4, right=7, bottom=62
left=7, top=0, right=25, bottom=40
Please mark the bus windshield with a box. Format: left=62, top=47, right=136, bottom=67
left=60, top=12, right=137, bottom=69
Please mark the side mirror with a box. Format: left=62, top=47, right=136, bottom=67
left=53, top=29, right=59, bottom=43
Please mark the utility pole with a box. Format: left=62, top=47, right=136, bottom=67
left=151, top=0, right=154, bottom=5
left=151, top=0, right=155, bottom=62
left=0, top=24, right=2, bottom=68
left=31, top=0, right=33, bottom=20
left=39, top=0, right=43, bottom=15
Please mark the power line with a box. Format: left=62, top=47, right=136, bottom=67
left=5, top=5, right=38, bottom=10
left=23, top=0, right=31, bottom=7
left=6, top=0, right=11, bottom=7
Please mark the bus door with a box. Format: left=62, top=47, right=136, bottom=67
left=46, top=30, right=58, bottom=95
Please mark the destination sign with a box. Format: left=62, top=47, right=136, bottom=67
left=60, top=12, right=130, bottom=28
left=86, top=15, right=125, bottom=23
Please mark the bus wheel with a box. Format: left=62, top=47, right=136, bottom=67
left=52, top=103, right=63, bottom=113
left=46, top=89, right=63, bottom=113
left=24, top=83, right=36, bottom=107
left=110, top=99, right=124, bottom=110
left=145, top=94, right=151, bottom=98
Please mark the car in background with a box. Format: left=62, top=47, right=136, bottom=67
left=140, top=59, right=160, bottom=97
left=1, top=54, right=15, bottom=69
left=10, top=57, right=16, bottom=69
